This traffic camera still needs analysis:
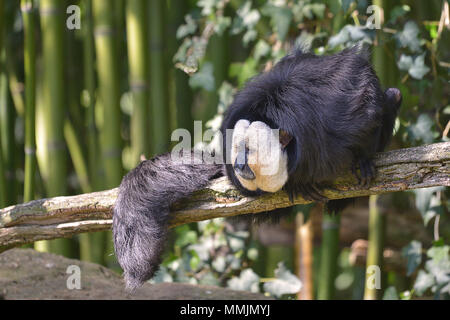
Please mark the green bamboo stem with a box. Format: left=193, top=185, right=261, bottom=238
left=64, top=120, right=91, bottom=194
left=21, top=0, right=37, bottom=203
left=149, top=0, right=170, bottom=155
left=79, top=0, right=106, bottom=264
left=364, top=195, right=385, bottom=300
left=0, top=1, right=17, bottom=206
left=92, top=0, right=123, bottom=189
left=0, top=0, right=3, bottom=53
left=82, top=0, right=98, bottom=189
left=167, top=0, right=193, bottom=134
left=126, top=0, right=150, bottom=165
left=0, top=51, right=16, bottom=206
left=317, top=210, right=341, bottom=300
left=37, top=0, right=72, bottom=256
left=0, top=0, right=5, bottom=209
left=92, top=0, right=123, bottom=267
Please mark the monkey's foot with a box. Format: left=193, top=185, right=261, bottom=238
left=352, top=158, right=376, bottom=187
left=298, top=183, right=328, bottom=202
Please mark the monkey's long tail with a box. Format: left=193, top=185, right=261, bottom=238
left=112, top=152, right=223, bottom=291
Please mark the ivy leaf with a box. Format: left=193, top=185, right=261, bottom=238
left=303, top=3, right=326, bottom=19
left=198, top=0, right=219, bottom=16
left=189, top=62, right=215, bottom=91
left=175, top=230, right=198, bottom=248
left=227, top=269, right=260, bottom=293
left=402, top=240, right=423, bottom=276
left=407, top=114, right=435, bottom=145
left=262, top=4, right=293, bottom=41
left=253, top=40, right=271, bottom=61
left=397, top=54, right=413, bottom=71
left=151, top=266, right=173, bottom=283
left=389, top=5, right=411, bottom=23
left=176, top=15, right=197, bottom=39
left=263, top=262, right=302, bottom=298
left=328, top=25, right=370, bottom=48
left=413, top=186, right=443, bottom=225
left=217, top=81, right=236, bottom=113
left=396, top=21, right=422, bottom=52
left=383, top=286, right=399, bottom=300
left=231, top=1, right=260, bottom=35
left=414, top=270, right=435, bottom=295
left=229, top=58, right=258, bottom=87
left=408, top=53, right=430, bottom=79
left=214, top=16, right=231, bottom=36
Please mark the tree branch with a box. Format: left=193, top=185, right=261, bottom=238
left=1, top=142, right=449, bottom=250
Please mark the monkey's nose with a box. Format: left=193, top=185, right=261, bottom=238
left=234, top=161, right=256, bottom=180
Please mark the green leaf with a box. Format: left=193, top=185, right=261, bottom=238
left=402, top=240, right=423, bottom=276
left=397, top=54, right=413, bottom=71
left=412, top=186, right=443, bottom=225
left=408, top=53, right=430, bottom=80
left=253, top=40, right=271, bottom=61
left=414, top=270, right=435, bottom=295
left=262, top=4, right=293, bottom=41
left=389, top=5, right=411, bottom=23
left=175, top=230, right=198, bottom=248
left=176, top=15, right=197, bottom=39
left=227, top=269, right=260, bottom=293
left=328, top=25, right=370, bottom=48
left=217, top=81, right=236, bottom=113
left=229, top=58, right=258, bottom=87
left=407, top=114, right=435, bottom=145
left=263, top=262, right=302, bottom=298
left=189, top=251, right=201, bottom=271
left=198, top=0, right=219, bottom=16
left=189, top=62, right=215, bottom=91
left=383, top=286, right=399, bottom=300
left=427, top=245, right=449, bottom=263
left=396, top=21, right=422, bottom=52
left=214, top=16, right=231, bottom=36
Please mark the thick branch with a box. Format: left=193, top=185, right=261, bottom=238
left=1, top=142, right=449, bottom=249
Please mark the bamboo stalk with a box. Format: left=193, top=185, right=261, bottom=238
left=81, top=0, right=98, bottom=189
left=64, top=120, right=91, bottom=194
left=167, top=0, right=193, bottom=134
left=37, top=0, right=73, bottom=256
left=364, top=195, right=385, bottom=300
left=295, top=211, right=315, bottom=300
left=148, top=0, right=170, bottom=155
left=79, top=0, right=105, bottom=264
left=21, top=0, right=37, bottom=203
left=0, top=51, right=16, bottom=206
left=126, top=0, right=150, bottom=165
left=317, top=210, right=341, bottom=300
left=92, top=0, right=123, bottom=266
left=0, top=2, right=17, bottom=206
left=92, top=0, right=123, bottom=189
left=0, top=0, right=7, bottom=207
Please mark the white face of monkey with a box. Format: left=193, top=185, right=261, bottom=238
left=231, top=120, right=291, bottom=193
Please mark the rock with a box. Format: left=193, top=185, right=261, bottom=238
left=0, top=248, right=270, bottom=300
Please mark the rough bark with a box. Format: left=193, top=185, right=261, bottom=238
left=1, top=142, right=449, bottom=250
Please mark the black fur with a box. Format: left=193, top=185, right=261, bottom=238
left=221, top=46, right=401, bottom=213
left=113, top=47, right=401, bottom=289
left=113, top=152, right=223, bottom=290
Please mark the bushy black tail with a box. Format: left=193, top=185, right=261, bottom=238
left=113, top=152, right=223, bottom=291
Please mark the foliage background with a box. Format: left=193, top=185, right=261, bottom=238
left=0, top=0, right=448, bottom=299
